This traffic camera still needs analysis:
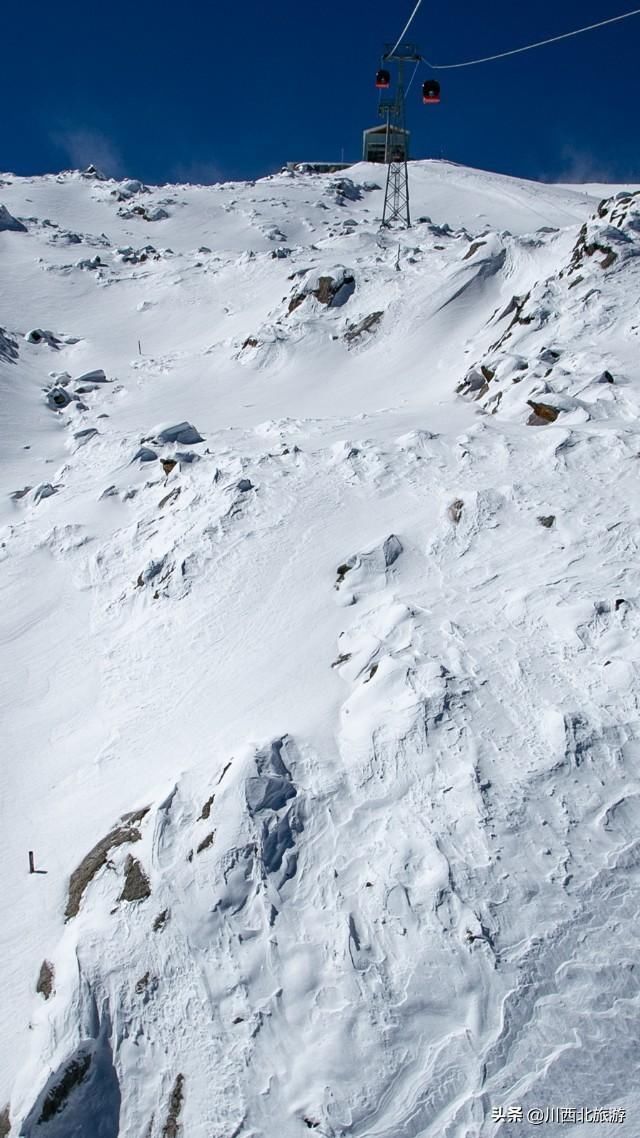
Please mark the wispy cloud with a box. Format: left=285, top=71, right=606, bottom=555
left=552, top=143, right=618, bottom=185
left=169, top=158, right=224, bottom=186
left=50, top=128, right=125, bottom=177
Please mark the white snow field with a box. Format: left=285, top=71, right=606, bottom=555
left=1, top=159, right=640, bottom=1138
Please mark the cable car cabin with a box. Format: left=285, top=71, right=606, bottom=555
left=375, top=69, right=391, bottom=89
left=422, top=80, right=441, bottom=105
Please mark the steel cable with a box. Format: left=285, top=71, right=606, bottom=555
left=423, top=6, right=640, bottom=69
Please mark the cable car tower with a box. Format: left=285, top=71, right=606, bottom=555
left=377, top=43, right=420, bottom=228
left=374, top=43, right=441, bottom=229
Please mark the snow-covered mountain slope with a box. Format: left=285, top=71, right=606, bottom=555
left=1, top=159, right=640, bottom=1138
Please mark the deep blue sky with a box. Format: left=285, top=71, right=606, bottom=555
left=2, top=0, right=639, bottom=184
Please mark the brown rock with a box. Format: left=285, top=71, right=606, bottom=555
left=196, top=831, right=215, bottom=854
left=463, top=240, right=487, bottom=260
left=527, top=400, right=559, bottom=425
left=162, top=1074, right=185, bottom=1138
left=36, top=960, right=55, bottom=1000
left=66, top=808, right=149, bottom=920
left=199, top=794, right=215, bottom=820
left=314, top=276, right=338, bottom=305
left=344, top=311, right=383, bottom=343
left=119, top=855, right=151, bottom=903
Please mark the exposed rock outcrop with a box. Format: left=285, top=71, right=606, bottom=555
left=0, top=204, right=27, bottom=232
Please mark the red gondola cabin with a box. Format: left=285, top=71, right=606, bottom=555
left=422, top=80, right=441, bottom=105
left=376, top=69, right=391, bottom=89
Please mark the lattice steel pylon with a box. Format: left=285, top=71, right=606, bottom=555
left=380, top=43, right=421, bottom=229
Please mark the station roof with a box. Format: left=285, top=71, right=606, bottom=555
left=362, top=124, right=410, bottom=136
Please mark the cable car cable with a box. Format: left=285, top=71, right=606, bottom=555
left=387, top=0, right=425, bottom=59
left=422, top=5, right=640, bottom=69
left=405, top=59, right=422, bottom=96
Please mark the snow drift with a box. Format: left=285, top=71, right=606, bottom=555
left=1, top=160, right=640, bottom=1138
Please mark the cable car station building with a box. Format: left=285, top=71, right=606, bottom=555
left=362, top=124, right=410, bottom=164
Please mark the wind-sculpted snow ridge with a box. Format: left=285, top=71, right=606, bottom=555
left=457, top=190, right=640, bottom=423
left=2, top=162, right=640, bottom=1136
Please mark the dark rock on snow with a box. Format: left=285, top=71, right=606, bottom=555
left=119, top=855, right=151, bottom=903
left=155, top=422, right=204, bottom=445
left=345, top=311, right=383, bottom=343
left=132, top=446, right=158, bottom=463
left=0, top=204, right=27, bottom=233
left=36, top=960, right=55, bottom=1000
left=527, top=400, right=559, bottom=425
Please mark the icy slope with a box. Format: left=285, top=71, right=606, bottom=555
left=1, top=161, right=640, bottom=1138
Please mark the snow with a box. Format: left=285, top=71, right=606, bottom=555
left=1, top=159, right=640, bottom=1137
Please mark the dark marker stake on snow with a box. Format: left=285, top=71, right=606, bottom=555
left=29, top=851, right=35, bottom=874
